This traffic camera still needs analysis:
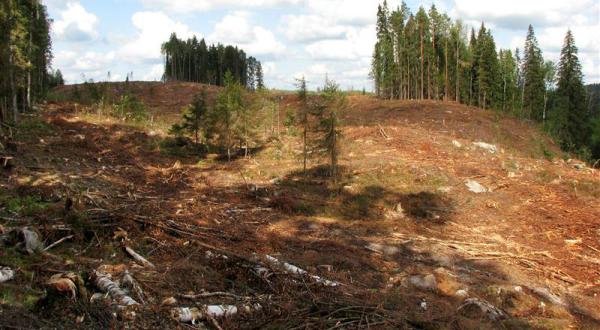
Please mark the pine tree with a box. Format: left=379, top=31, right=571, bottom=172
left=550, top=30, right=589, bottom=152
left=522, top=25, right=545, bottom=121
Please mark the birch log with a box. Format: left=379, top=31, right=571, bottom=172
left=124, top=246, right=155, bottom=268
left=94, top=271, right=139, bottom=306
left=265, top=255, right=339, bottom=287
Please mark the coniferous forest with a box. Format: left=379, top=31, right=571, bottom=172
left=161, top=33, right=264, bottom=91
left=0, top=0, right=53, bottom=126
left=371, top=1, right=599, bottom=160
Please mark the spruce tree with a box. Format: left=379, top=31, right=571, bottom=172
left=171, top=89, right=208, bottom=146
left=522, top=25, right=545, bottom=121
left=551, top=30, right=589, bottom=151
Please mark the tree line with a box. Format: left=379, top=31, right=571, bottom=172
left=372, top=1, right=599, bottom=161
left=0, top=0, right=53, bottom=127
left=161, top=33, right=264, bottom=91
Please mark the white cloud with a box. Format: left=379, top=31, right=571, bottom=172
left=143, top=64, right=165, bottom=81
left=452, top=0, right=597, bottom=30
left=209, top=12, right=285, bottom=56
left=52, top=1, right=98, bottom=42
left=305, top=25, right=375, bottom=61
left=140, top=0, right=302, bottom=12
left=119, top=11, right=199, bottom=62
left=282, top=15, right=347, bottom=43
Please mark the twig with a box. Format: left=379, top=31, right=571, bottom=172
left=178, top=291, right=243, bottom=300
left=43, top=235, right=74, bottom=251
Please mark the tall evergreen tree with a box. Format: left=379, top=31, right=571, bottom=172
left=522, top=25, right=545, bottom=121
left=550, top=30, right=589, bottom=151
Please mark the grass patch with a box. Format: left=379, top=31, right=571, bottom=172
left=0, top=195, right=50, bottom=217
left=14, top=117, right=53, bottom=140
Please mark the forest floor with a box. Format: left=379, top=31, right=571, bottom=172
left=1, top=82, right=600, bottom=329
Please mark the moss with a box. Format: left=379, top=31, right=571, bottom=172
left=0, top=195, right=50, bottom=217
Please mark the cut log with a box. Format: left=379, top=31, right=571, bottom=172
left=124, top=246, right=155, bottom=268
left=93, top=270, right=139, bottom=306
left=46, top=273, right=78, bottom=299
left=265, top=255, right=339, bottom=287
left=171, top=303, right=261, bottom=324
left=0, top=267, right=15, bottom=283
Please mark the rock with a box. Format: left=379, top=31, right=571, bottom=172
left=408, top=274, right=438, bottom=291
left=342, top=185, right=354, bottom=193
left=574, top=163, right=586, bottom=170
left=452, top=140, right=463, bottom=148
left=466, top=180, right=488, bottom=193
left=437, top=186, right=453, bottom=193
left=269, top=178, right=282, bottom=185
left=473, top=142, right=498, bottom=154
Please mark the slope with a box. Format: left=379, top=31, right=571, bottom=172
left=1, top=82, right=599, bottom=329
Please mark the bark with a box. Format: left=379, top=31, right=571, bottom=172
left=94, top=271, right=139, bottom=306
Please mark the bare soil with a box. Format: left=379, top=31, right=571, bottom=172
left=1, top=82, right=599, bottom=329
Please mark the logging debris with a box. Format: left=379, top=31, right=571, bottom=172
left=0, top=267, right=15, bottom=283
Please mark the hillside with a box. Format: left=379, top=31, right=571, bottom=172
left=2, top=81, right=600, bottom=329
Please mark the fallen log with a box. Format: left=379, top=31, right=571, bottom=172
left=122, top=270, right=145, bottom=305
left=171, top=303, right=261, bottom=324
left=93, top=270, right=139, bottom=306
left=124, top=246, right=155, bottom=268
left=265, top=255, right=339, bottom=287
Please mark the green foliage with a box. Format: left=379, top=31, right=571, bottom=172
left=1, top=195, right=49, bottom=217
left=0, top=0, right=52, bottom=123
left=522, top=25, right=546, bottom=121
left=207, top=71, right=245, bottom=160
left=111, top=94, right=148, bottom=122
left=316, top=79, right=347, bottom=180
left=171, top=89, right=208, bottom=145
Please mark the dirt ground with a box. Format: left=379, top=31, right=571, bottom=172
left=1, top=82, right=599, bottom=329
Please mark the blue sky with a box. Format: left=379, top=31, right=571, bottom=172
left=45, top=0, right=599, bottom=90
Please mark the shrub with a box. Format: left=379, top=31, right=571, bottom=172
left=111, top=95, right=149, bottom=122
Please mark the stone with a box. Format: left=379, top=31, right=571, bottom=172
left=452, top=140, right=463, bottom=148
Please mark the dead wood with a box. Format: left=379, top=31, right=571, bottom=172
left=43, top=235, right=74, bottom=251
left=93, top=270, right=139, bottom=306
left=124, top=246, right=155, bottom=268
left=0, top=267, right=15, bottom=283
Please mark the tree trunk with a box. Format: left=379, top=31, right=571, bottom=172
left=420, top=28, right=424, bottom=100
left=456, top=39, right=460, bottom=102
left=445, top=38, right=449, bottom=101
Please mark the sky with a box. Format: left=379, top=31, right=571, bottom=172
left=44, top=0, right=600, bottom=90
